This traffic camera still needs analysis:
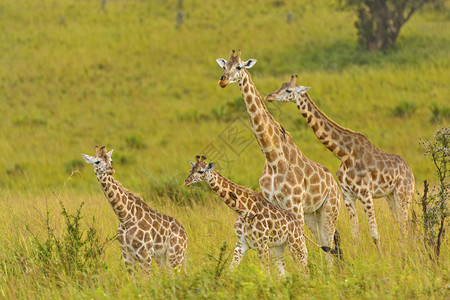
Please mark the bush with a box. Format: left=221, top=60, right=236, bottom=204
left=430, top=103, right=450, bottom=123
left=393, top=100, right=417, bottom=117
left=211, top=98, right=246, bottom=122
left=126, top=135, right=146, bottom=149
left=29, top=200, right=110, bottom=282
left=416, top=127, right=449, bottom=258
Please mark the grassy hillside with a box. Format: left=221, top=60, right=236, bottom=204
left=0, top=0, right=448, bottom=194
left=0, top=0, right=449, bottom=298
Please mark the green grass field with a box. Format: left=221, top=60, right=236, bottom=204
left=1, top=0, right=449, bottom=298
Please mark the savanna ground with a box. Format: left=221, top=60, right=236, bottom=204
left=0, top=0, right=449, bottom=298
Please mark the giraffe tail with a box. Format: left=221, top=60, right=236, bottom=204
left=303, top=233, right=330, bottom=252
left=303, top=232, right=343, bottom=260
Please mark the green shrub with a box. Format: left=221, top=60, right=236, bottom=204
left=6, top=163, right=26, bottom=176
left=206, top=241, right=231, bottom=278
left=29, top=200, right=109, bottom=283
left=430, top=103, right=450, bottom=123
left=126, top=135, right=146, bottom=149
left=416, top=127, right=449, bottom=258
left=393, top=100, right=417, bottom=117
left=211, top=98, right=247, bottom=121
left=211, top=104, right=227, bottom=121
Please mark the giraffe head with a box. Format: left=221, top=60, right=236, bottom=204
left=216, top=49, right=257, bottom=88
left=81, top=145, right=115, bottom=176
left=265, top=75, right=311, bottom=103
left=184, top=155, right=215, bottom=187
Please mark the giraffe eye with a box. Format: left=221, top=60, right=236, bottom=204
left=198, top=171, right=204, bottom=174
left=286, top=89, right=292, bottom=93
left=95, top=161, right=100, bottom=165
left=236, top=66, right=242, bottom=70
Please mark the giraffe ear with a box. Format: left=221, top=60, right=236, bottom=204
left=242, top=59, right=257, bottom=69
left=216, top=58, right=227, bottom=68
left=206, top=162, right=215, bottom=171
left=81, top=153, right=96, bottom=164
left=296, top=86, right=311, bottom=94
left=189, top=162, right=195, bottom=167
left=107, top=149, right=114, bottom=158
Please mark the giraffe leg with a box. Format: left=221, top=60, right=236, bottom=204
left=118, top=228, right=137, bottom=274
left=166, top=232, right=189, bottom=275
left=271, top=245, right=287, bottom=277
left=121, top=248, right=136, bottom=275
left=305, top=212, right=334, bottom=266
left=288, top=202, right=309, bottom=275
left=318, top=194, right=341, bottom=267
left=153, top=253, right=167, bottom=272
left=287, top=231, right=309, bottom=275
left=134, top=244, right=154, bottom=275
left=304, top=213, right=320, bottom=244
left=229, top=239, right=249, bottom=270
left=138, top=255, right=153, bottom=276
left=167, top=246, right=185, bottom=273
left=393, top=187, right=413, bottom=238
left=385, top=194, right=399, bottom=220
left=385, top=194, right=403, bottom=235
left=343, top=191, right=359, bottom=241
left=257, top=242, right=271, bottom=275
left=359, top=191, right=381, bottom=252
left=153, top=256, right=163, bottom=267
left=166, top=250, right=188, bottom=275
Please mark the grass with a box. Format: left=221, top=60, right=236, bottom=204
left=0, top=192, right=448, bottom=298
left=0, top=0, right=449, bottom=298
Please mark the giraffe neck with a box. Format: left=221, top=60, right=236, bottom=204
left=295, top=93, right=361, bottom=160
left=98, top=174, right=132, bottom=223
left=239, top=70, right=283, bottom=165
left=206, top=170, right=257, bottom=218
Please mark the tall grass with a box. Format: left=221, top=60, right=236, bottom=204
left=0, top=192, right=448, bottom=298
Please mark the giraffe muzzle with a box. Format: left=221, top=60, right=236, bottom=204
left=184, top=179, right=192, bottom=187
left=264, top=94, right=275, bottom=102
left=218, top=75, right=229, bottom=88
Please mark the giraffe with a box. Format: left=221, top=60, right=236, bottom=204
left=216, top=50, right=342, bottom=265
left=81, top=145, right=188, bottom=274
left=265, top=75, right=415, bottom=249
left=184, top=155, right=310, bottom=276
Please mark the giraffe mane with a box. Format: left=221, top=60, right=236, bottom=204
left=302, top=93, right=368, bottom=140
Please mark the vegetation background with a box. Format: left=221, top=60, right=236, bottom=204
left=0, top=0, right=448, bottom=298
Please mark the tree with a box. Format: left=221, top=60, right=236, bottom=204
left=343, top=0, right=436, bottom=51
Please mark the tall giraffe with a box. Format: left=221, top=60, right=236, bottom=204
left=265, top=75, right=415, bottom=248
left=82, top=145, right=188, bottom=274
left=184, top=155, right=309, bottom=276
left=216, top=50, right=341, bottom=264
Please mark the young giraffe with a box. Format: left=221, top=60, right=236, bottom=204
left=82, top=145, right=188, bottom=274
left=184, top=155, right=309, bottom=276
left=265, top=75, right=415, bottom=249
left=216, top=50, right=341, bottom=265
